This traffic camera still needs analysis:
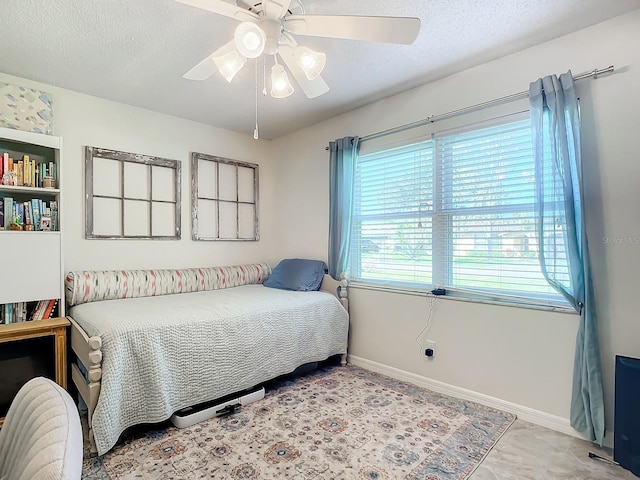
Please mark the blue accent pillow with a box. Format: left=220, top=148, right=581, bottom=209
left=263, top=259, right=328, bottom=291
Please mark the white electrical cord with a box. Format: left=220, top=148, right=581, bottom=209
left=415, top=294, right=436, bottom=355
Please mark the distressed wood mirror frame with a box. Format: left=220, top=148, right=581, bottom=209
left=85, top=147, right=181, bottom=240
left=191, top=152, right=259, bottom=241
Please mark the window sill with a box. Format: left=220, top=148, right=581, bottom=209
left=349, top=282, right=577, bottom=315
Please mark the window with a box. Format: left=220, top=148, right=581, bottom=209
left=349, top=114, right=569, bottom=307
left=191, top=152, right=259, bottom=241
left=85, top=147, right=181, bottom=239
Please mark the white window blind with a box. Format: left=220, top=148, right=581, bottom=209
left=350, top=114, right=569, bottom=307
left=351, top=141, right=434, bottom=288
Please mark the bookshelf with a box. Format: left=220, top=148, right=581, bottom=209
left=0, top=127, right=66, bottom=420
left=0, top=126, right=64, bottom=323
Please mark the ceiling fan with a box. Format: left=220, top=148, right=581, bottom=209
left=176, top=0, right=421, bottom=99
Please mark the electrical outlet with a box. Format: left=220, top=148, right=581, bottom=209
left=423, top=340, right=436, bottom=358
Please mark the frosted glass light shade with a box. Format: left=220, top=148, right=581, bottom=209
left=294, top=46, right=326, bottom=80
left=213, top=50, right=247, bottom=82
left=270, top=64, right=294, bottom=98
left=234, top=22, right=266, bottom=59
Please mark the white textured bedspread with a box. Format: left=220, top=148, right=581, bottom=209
left=69, top=284, right=349, bottom=455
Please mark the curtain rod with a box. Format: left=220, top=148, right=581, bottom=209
left=326, top=65, right=614, bottom=149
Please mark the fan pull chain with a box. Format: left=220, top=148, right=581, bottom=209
left=253, top=59, right=259, bottom=140
left=262, top=56, right=267, bottom=96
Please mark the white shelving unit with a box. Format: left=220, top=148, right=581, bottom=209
left=0, top=126, right=64, bottom=319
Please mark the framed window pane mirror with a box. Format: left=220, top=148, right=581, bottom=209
left=85, top=147, right=181, bottom=239
left=191, top=152, right=259, bottom=241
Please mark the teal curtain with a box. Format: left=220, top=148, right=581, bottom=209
left=529, top=72, right=605, bottom=445
left=328, top=136, right=359, bottom=279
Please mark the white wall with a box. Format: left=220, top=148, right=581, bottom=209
left=0, top=72, right=279, bottom=272
left=271, top=10, right=640, bottom=441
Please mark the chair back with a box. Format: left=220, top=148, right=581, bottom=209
left=0, top=377, right=82, bottom=480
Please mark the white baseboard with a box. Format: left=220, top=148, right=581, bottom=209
left=347, top=355, right=607, bottom=446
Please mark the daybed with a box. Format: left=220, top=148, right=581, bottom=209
left=65, top=262, right=349, bottom=455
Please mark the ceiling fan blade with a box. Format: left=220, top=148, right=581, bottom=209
left=284, top=15, right=420, bottom=45
left=183, top=39, right=237, bottom=80
left=263, top=0, right=293, bottom=19
left=175, top=0, right=258, bottom=22
left=279, top=44, right=329, bottom=99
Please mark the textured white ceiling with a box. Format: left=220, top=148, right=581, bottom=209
left=1, top=0, right=639, bottom=139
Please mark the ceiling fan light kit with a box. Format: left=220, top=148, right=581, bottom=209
left=213, top=49, right=247, bottom=82
left=270, top=63, right=295, bottom=98
left=294, top=46, right=326, bottom=80
left=234, top=21, right=266, bottom=58
left=178, top=0, right=420, bottom=96
left=176, top=0, right=420, bottom=135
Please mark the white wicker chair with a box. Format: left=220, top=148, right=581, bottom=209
left=0, top=377, right=83, bottom=480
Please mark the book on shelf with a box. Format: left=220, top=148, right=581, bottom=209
left=42, top=299, right=58, bottom=319
left=3, top=197, right=12, bottom=230
left=40, top=162, right=49, bottom=186
left=30, top=198, right=40, bottom=231
left=50, top=201, right=58, bottom=231
left=15, top=203, right=23, bottom=226
left=30, top=300, right=48, bottom=321
left=1, top=303, right=12, bottom=324
left=23, top=201, right=32, bottom=227
left=24, top=156, right=30, bottom=187
left=16, top=161, right=23, bottom=186
left=23, top=155, right=31, bottom=187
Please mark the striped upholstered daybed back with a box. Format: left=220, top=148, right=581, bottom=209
left=65, top=263, right=272, bottom=307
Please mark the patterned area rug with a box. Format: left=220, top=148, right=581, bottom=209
left=82, top=365, right=515, bottom=479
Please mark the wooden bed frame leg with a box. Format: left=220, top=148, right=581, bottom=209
left=89, top=428, right=98, bottom=455
left=340, top=354, right=347, bottom=366
left=85, top=397, right=98, bottom=454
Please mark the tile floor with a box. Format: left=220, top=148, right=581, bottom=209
left=471, top=419, right=637, bottom=479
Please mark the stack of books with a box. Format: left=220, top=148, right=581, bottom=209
left=0, top=299, right=58, bottom=324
